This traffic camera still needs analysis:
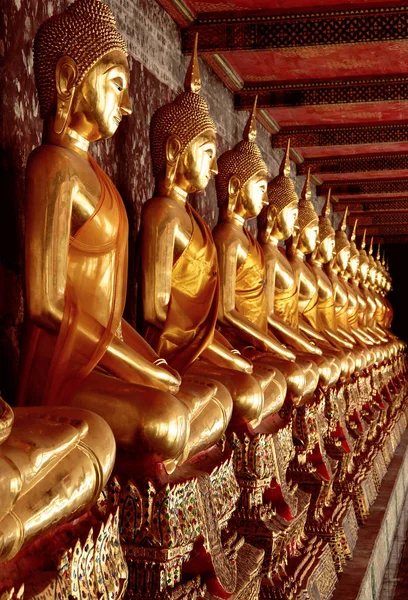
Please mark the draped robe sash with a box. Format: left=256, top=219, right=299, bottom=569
left=144, top=203, right=218, bottom=374
left=19, top=155, right=128, bottom=407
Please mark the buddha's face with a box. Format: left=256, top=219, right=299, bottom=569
left=71, top=51, right=131, bottom=141
left=239, top=170, right=268, bottom=219
left=348, top=255, right=359, bottom=278
left=317, top=234, right=335, bottom=264
left=273, top=201, right=299, bottom=240
left=336, top=245, right=351, bottom=272
left=368, top=264, right=377, bottom=286
left=175, top=129, right=218, bottom=193
left=298, top=221, right=319, bottom=255
left=359, top=260, right=369, bottom=282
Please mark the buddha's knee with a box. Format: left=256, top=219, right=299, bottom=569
left=74, top=378, right=190, bottom=464
left=253, top=365, right=287, bottom=420
left=272, top=360, right=306, bottom=401
left=226, top=371, right=264, bottom=427
left=300, top=359, right=320, bottom=398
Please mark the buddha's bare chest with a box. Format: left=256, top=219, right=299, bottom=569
left=70, top=163, right=102, bottom=236
left=267, top=247, right=294, bottom=293
left=315, top=269, right=333, bottom=303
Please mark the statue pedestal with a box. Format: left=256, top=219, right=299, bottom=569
left=104, top=447, right=264, bottom=600
left=0, top=510, right=127, bottom=600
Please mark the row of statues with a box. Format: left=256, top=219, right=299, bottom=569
left=0, top=1, right=406, bottom=599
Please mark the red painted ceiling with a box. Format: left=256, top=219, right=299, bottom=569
left=225, top=42, right=408, bottom=84
left=267, top=101, right=408, bottom=128
left=186, top=0, right=400, bottom=14
left=300, top=143, right=408, bottom=159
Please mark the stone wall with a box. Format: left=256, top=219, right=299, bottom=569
left=0, top=0, right=327, bottom=403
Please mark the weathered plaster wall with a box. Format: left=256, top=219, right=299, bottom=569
left=0, top=0, right=321, bottom=403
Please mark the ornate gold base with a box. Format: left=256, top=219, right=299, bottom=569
left=260, top=537, right=337, bottom=600
left=0, top=510, right=127, bottom=600
left=102, top=448, right=264, bottom=600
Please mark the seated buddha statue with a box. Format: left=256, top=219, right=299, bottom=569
left=212, top=101, right=320, bottom=419
left=344, top=220, right=379, bottom=355
left=139, top=38, right=269, bottom=431
left=258, top=147, right=339, bottom=394
left=329, top=208, right=369, bottom=371
left=18, top=0, right=230, bottom=476
left=287, top=176, right=346, bottom=381
left=360, top=236, right=389, bottom=346
left=309, top=193, right=359, bottom=375
left=0, top=397, right=115, bottom=563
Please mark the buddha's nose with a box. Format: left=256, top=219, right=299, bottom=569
left=120, top=89, right=132, bottom=116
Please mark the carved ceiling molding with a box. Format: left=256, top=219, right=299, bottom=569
left=235, top=76, right=408, bottom=109
left=372, top=235, right=408, bottom=244
left=319, top=179, right=408, bottom=195
left=357, top=224, right=408, bottom=237
left=336, top=199, right=408, bottom=212
left=351, top=212, right=408, bottom=227
left=272, top=124, right=408, bottom=148
left=300, top=154, right=408, bottom=175
left=183, top=5, right=408, bottom=52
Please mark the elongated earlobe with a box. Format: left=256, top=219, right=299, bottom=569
left=54, top=56, right=78, bottom=134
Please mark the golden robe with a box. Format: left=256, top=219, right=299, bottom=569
left=143, top=203, right=218, bottom=373
left=19, top=155, right=128, bottom=406
left=274, top=248, right=298, bottom=329
left=235, top=229, right=268, bottom=333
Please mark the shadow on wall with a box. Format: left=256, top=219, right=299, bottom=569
left=384, top=244, right=408, bottom=345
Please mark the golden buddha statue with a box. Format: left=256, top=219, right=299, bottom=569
left=287, top=176, right=345, bottom=380
left=18, top=0, right=229, bottom=475
left=0, top=396, right=115, bottom=563
left=212, top=101, right=320, bottom=418
left=359, top=235, right=389, bottom=347
left=259, top=145, right=341, bottom=395
left=139, top=37, right=269, bottom=431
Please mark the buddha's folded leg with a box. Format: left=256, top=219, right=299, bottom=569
left=176, top=376, right=233, bottom=461
left=248, top=358, right=287, bottom=422
left=186, top=362, right=264, bottom=428
left=0, top=407, right=115, bottom=563
left=73, top=371, right=190, bottom=469
left=298, top=352, right=339, bottom=389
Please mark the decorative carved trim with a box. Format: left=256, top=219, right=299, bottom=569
left=183, top=6, right=408, bottom=52
left=357, top=224, right=408, bottom=237
left=301, top=154, right=408, bottom=175
left=336, top=197, right=408, bottom=208
left=272, top=124, right=408, bottom=148
left=318, top=179, right=408, bottom=195
left=236, top=76, right=408, bottom=109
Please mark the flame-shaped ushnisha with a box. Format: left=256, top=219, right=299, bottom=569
left=150, top=32, right=216, bottom=178
left=318, top=189, right=335, bottom=243
left=335, top=205, right=350, bottom=254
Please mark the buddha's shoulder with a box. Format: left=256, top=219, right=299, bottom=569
left=27, top=144, right=83, bottom=176
left=212, top=222, right=244, bottom=245
left=142, top=195, right=186, bottom=221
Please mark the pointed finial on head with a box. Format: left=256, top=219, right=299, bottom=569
left=280, top=139, right=291, bottom=177
left=368, top=236, right=374, bottom=255
left=322, top=189, right=332, bottom=217
left=361, top=229, right=366, bottom=249
left=243, top=96, right=258, bottom=142
left=301, top=168, right=312, bottom=201
left=350, top=219, right=358, bottom=241
left=340, top=206, right=348, bottom=231
left=184, top=33, right=201, bottom=94
left=376, top=243, right=381, bottom=260
left=382, top=251, right=386, bottom=267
